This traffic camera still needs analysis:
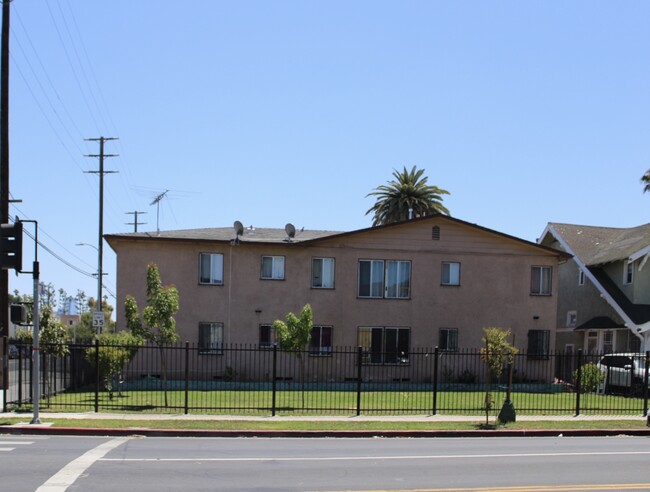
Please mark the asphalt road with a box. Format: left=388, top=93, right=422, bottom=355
left=2, top=435, right=650, bottom=491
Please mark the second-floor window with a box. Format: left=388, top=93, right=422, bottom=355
left=358, top=259, right=411, bottom=299
left=441, top=262, right=460, bottom=286
left=531, top=266, right=552, bottom=296
left=199, top=253, right=223, bottom=285
left=261, top=256, right=285, bottom=280
left=624, top=261, right=634, bottom=285
left=312, top=258, right=335, bottom=288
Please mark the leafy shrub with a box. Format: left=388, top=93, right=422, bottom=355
left=573, top=362, right=605, bottom=393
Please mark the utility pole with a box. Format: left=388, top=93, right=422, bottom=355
left=85, top=137, right=117, bottom=332
left=0, top=0, right=10, bottom=338
left=126, top=210, right=147, bottom=233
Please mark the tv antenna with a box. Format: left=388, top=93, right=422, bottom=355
left=150, top=190, right=168, bottom=234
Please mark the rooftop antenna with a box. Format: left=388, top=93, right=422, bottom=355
left=285, top=223, right=296, bottom=242
left=150, top=190, right=168, bottom=234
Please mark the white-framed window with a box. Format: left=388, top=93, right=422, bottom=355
left=261, top=255, right=285, bottom=280
left=357, top=326, right=410, bottom=364
left=441, top=262, right=461, bottom=286
left=439, top=327, right=458, bottom=351
left=199, top=253, right=224, bottom=285
left=527, top=329, right=550, bottom=360
left=566, top=310, right=577, bottom=328
left=578, top=270, right=585, bottom=286
left=530, top=266, right=552, bottom=296
left=624, top=261, right=634, bottom=285
left=309, top=326, right=333, bottom=356
left=259, top=324, right=277, bottom=348
left=603, top=330, right=614, bottom=354
left=358, top=259, right=411, bottom=299
left=198, top=322, right=223, bottom=355
left=312, top=258, right=335, bottom=289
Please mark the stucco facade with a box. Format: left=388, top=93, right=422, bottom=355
left=106, top=215, right=565, bottom=360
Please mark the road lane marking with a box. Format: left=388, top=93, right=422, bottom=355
left=318, top=485, right=650, bottom=492
left=0, top=447, right=15, bottom=451
left=100, top=450, right=650, bottom=462
left=36, top=437, right=130, bottom=492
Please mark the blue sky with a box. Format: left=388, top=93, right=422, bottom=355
left=7, top=1, right=650, bottom=309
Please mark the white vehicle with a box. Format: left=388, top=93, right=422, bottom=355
left=597, top=353, right=648, bottom=394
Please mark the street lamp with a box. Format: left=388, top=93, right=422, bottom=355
left=76, top=242, right=104, bottom=334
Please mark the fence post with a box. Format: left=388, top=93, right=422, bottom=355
left=575, top=348, right=582, bottom=416
left=184, top=341, right=190, bottom=415
left=356, top=346, right=362, bottom=416
left=643, top=350, right=650, bottom=417
left=94, top=338, right=100, bottom=413
left=271, top=344, right=277, bottom=417
left=432, top=346, right=439, bottom=415
left=2, top=336, right=7, bottom=413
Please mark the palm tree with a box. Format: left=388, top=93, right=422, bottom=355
left=366, top=166, right=450, bottom=226
left=641, top=169, right=650, bottom=194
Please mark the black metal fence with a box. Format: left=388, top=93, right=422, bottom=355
left=3, top=338, right=649, bottom=416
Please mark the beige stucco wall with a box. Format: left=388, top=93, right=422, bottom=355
left=108, top=218, right=562, bottom=355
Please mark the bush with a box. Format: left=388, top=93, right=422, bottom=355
left=574, top=362, right=605, bottom=393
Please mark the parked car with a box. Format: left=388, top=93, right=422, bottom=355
left=597, top=353, right=648, bottom=394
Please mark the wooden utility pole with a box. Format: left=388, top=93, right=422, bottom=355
left=85, top=137, right=117, bottom=330
left=0, top=0, right=11, bottom=337
left=126, top=210, right=147, bottom=232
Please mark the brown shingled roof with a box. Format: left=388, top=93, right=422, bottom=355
left=549, top=222, right=650, bottom=266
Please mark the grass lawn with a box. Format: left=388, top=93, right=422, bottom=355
left=14, top=388, right=647, bottom=417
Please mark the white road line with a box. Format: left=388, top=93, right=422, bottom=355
left=0, top=441, right=35, bottom=445
left=36, top=437, right=130, bottom=492
left=0, top=447, right=15, bottom=451
left=100, top=450, right=650, bottom=463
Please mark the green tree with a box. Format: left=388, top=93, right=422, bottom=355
left=480, top=327, right=518, bottom=426
left=641, top=169, right=650, bottom=193
left=38, top=307, right=70, bottom=401
left=366, top=165, right=450, bottom=226
left=273, top=304, right=313, bottom=408
left=124, top=263, right=180, bottom=407
left=85, top=331, right=143, bottom=399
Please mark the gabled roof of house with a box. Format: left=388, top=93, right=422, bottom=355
left=548, top=222, right=650, bottom=266
left=588, top=267, right=650, bottom=325
left=105, top=215, right=567, bottom=257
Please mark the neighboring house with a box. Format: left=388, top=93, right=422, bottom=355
left=106, top=215, right=566, bottom=371
left=539, top=222, right=650, bottom=356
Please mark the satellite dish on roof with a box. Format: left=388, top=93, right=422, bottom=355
left=234, top=220, right=244, bottom=237
left=285, top=223, right=296, bottom=240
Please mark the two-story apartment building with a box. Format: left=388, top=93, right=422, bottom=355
left=539, top=222, right=650, bottom=355
left=106, top=215, right=566, bottom=367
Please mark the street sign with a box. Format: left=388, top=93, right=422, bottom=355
left=92, top=311, right=105, bottom=328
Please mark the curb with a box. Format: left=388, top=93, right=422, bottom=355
left=3, top=426, right=650, bottom=438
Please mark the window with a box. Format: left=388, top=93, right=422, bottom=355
left=586, top=330, right=598, bottom=355
left=578, top=270, right=585, bottom=286
left=527, top=329, right=550, bottom=359
left=603, top=330, right=614, bottom=354
left=432, top=226, right=441, bottom=240
left=624, top=261, right=634, bottom=285
left=259, top=324, right=277, bottom=348
left=199, top=253, right=223, bottom=285
left=261, top=256, right=285, bottom=280
left=358, top=260, right=411, bottom=299
left=309, top=326, right=333, bottom=355
left=439, top=328, right=458, bottom=351
left=357, top=326, right=410, bottom=364
left=566, top=311, right=577, bottom=328
left=312, top=258, right=335, bottom=289
left=441, top=262, right=461, bottom=286
left=198, top=322, right=223, bottom=354
left=531, top=266, right=552, bottom=295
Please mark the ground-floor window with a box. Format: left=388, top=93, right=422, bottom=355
left=439, top=327, right=458, bottom=351
left=198, top=322, right=223, bottom=355
left=527, top=329, right=550, bottom=360
left=309, top=326, right=333, bottom=355
left=357, top=326, right=410, bottom=364
left=259, top=324, right=277, bottom=348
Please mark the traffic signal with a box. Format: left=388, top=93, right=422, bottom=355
left=10, top=304, right=26, bottom=325
left=0, top=221, right=23, bottom=271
